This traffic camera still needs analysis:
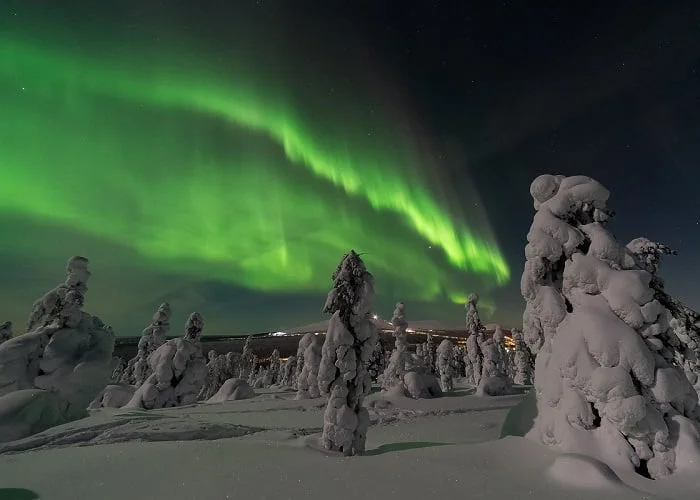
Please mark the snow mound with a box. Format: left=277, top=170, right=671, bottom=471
left=88, top=384, right=136, bottom=409
left=548, top=453, right=628, bottom=490
left=404, top=371, right=443, bottom=399
left=207, top=378, right=255, bottom=403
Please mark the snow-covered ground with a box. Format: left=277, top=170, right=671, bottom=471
left=0, top=381, right=696, bottom=500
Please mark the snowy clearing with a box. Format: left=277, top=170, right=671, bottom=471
left=0, top=383, right=696, bottom=500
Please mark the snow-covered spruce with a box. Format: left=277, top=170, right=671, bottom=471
left=0, top=321, right=12, bottom=345
left=239, top=335, right=254, bottom=380
left=124, top=312, right=207, bottom=409
left=0, top=256, right=114, bottom=442
left=626, top=238, right=700, bottom=397
left=436, top=339, right=455, bottom=392
left=465, top=293, right=485, bottom=386
left=247, top=355, right=259, bottom=386
left=279, top=355, right=297, bottom=387
left=511, top=328, right=533, bottom=385
left=264, top=349, right=281, bottom=387
left=294, top=332, right=314, bottom=389
left=368, top=338, right=388, bottom=383
left=317, top=250, right=378, bottom=456
left=476, top=330, right=512, bottom=397
left=452, top=344, right=466, bottom=379
left=380, top=302, right=409, bottom=392
left=521, top=174, right=700, bottom=479
left=198, top=350, right=220, bottom=401
left=296, top=334, right=322, bottom=399
left=425, top=332, right=436, bottom=374
left=207, top=378, right=255, bottom=403
left=110, top=356, right=126, bottom=383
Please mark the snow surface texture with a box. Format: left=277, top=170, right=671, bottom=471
left=477, top=325, right=512, bottom=397
left=437, top=339, right=455, bottom=392
left=296, top=334, right=322, bottom=399
left=0, top=321, right=12, bottom=345
left=0, top=256, right=115, bottom=442
left=380, top=302, right=409, bottom=392
left=4, top=381, right=693, bottom=500
left=207, top=378, right=255, bottom=403
left=318, top=250, right=379, bottom=456
left=521, top=174, right=700, bottom=479
left=124, top=312, right=207, bottom=410
left=465, top=293, right=485, bottom=387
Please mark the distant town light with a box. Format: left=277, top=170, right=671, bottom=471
left=271, top=331, right=287, bottom=336
left=372, top=314, right=379, bottom=320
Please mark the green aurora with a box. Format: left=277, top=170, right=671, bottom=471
left=0, top=34, right=509, bottom=321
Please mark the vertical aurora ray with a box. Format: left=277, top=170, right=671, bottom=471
left=0, top=34, right=509, bottom=306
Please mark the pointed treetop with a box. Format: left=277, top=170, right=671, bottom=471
left=184, top=312, right=204, bottom=342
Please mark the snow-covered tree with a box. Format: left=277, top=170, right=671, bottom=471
left=111, top=356, right=126, bottom=383
left=239, top=335, right=254, bottom=380
left=465, top=293, right=484, bottom=386
left=125, top=312, right=207, bottom=409
left=380, top=302, right=409, bottom=391
left=318, top=250, right=378, bottom=456
left=198, top=350, right=219, bottom=400
left=296, top=334, right=322, bottom=399
left=476, top=332, right=512, bottom=396
left=368, top=337, right=388, bottom=382
left=247, top=355, right=259, bottom=386
left=294, top=332, right=314, bottom=389
left=279, top=355, right=297, bottom=387
left=146, top=302, right=171, bottom=353
left=425, top=332, right=436, bottom=374
left=437, top=339, right=455, bottom=392
left=626, top=238, right=700, bottom=396
left=452, top=344, right=466, bottom=378
left=0, top=321, right=12, bottom=345
left=0, top=256, right=114, bottom=441
left=511, top=328, right=533, bottom=385
left=264, top=348, right=281, bottom=386
left=522, top=174, right=700, bottom=479
left=492, top=325, right=509, bottom=374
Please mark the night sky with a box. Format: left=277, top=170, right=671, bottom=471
left=1, top=1, right=698, bottom=336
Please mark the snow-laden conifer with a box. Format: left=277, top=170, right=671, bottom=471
left=318, top=250, right=378, bottom=456
left=522, top=174, right=700, bottom=478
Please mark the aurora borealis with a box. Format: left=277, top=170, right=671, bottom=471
left=0, top=2, right=509, bottom=334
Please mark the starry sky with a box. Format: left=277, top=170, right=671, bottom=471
left=1, top=1, right=698, bottom=336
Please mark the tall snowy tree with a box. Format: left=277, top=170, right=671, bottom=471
left=521, top=174, right=700, bottom=479
left=511, top=328, right=533, bottom=385
left=239, top=335, right=254, bottom=380
left=296, top=335, right=322, bottom=399
left=465, top=293, right=484, bottom=386
left=452, top=344, right=466, bottom=378
left=279, top=355, right=297, bottom=387
left=436, top=339, right=455, bottom=392
left=294, top=332, right=314, bottom=389
left=425, top=332, right=436, bottom=374
left=476, top=331, right=512, bottom=396
left=0, top=321, right=12, bottom=345
left=380, top=302, right=409, bottom=391
left=264, top=348, right=281, bottom=386
left=318, top=250, right=378, bottom=456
